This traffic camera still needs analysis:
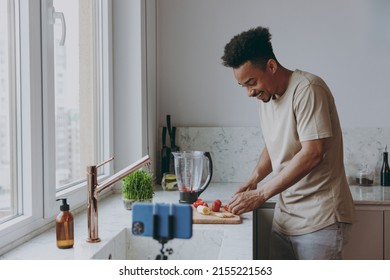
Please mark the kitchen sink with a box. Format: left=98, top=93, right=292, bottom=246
left=92, top=227, right=224, bottom=260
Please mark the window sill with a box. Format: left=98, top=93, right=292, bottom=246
left=0, top=186, right=114, bottom=257
left=0, top=190, right=123, bottom=259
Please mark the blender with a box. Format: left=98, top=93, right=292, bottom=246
left=172, top=151, right=213, bottom=204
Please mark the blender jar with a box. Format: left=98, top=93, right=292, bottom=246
left=172, top=151, right=213, bottom=204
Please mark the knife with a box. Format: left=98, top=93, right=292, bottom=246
left=169, top=126, right=180, bottom=173
left=166, top=115, right=172, bottom=147
left=161, top=126, right=170, bottom=175
left=171, top=127, right=179, bottom=152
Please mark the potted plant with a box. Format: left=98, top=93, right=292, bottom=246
left=121, top=169, right=154, bottom=210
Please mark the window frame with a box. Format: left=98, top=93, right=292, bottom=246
left=42, top=0, right=113, bottom=218
left=0, top=0, right=44, bottom=253
left=0, top=0, right=113, bottom=254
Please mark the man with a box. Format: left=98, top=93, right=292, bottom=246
left=222, top=26, right=355, bottom=260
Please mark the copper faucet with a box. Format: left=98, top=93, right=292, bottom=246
left=86, top=155, right=151, bottom=243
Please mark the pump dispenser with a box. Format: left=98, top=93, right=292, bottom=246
left=56, top=198, right=74, bottom=249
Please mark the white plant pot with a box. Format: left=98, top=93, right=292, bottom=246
left=122, top=198, right=152, bottom=210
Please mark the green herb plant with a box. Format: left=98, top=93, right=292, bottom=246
left=121, top=170, right=154, bottom=201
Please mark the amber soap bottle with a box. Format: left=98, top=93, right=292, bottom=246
left=56, top=198, right=74, bottom=249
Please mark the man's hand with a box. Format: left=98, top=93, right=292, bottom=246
left=227, top=146, right=272, bottom=215
left=228, top=189, right=266, bottom=215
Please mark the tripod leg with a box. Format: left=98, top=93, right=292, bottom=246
left=155, top=241, right=168, bottom=260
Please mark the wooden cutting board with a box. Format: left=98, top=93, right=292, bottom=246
left=192, top=206, right=241, bottom=224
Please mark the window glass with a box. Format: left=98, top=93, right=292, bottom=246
left=53, top=0, right=96, bottom=190
left=0, top=0, right=17, bottom=223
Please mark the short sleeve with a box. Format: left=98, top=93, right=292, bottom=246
left=293, top=84, right=333, bottom=141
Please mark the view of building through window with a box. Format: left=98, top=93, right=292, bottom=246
left=53, top=0, right=95, bottom=189
left=0, top=0, right=15, bottom=222
left=53, top=0, right=82, bottom=188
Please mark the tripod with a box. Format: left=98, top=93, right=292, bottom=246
left=155, top=240, right=173, bottom=260
left=153, top=209, right=174, bottom=260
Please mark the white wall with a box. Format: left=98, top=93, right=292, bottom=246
left=156, top=0, right=390, bottom=128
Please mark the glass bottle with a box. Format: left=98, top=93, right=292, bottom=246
left=356, top=164, right=374, bottom=186
left=56, top=198, right=74, bottom=249
left=380, top=145, right=390, bottom=186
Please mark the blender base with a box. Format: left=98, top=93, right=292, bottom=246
left=179, top=191, right=198, bottom=204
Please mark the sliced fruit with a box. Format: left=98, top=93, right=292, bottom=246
left=197, top=205, right=210, bottom=215
left=211, top=200, right=221, bottom=212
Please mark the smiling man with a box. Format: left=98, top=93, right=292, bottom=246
left=222, top=27, right=355, bottom=260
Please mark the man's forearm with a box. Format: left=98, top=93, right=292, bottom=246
left=258, top=139, right=326, bottom=201
left=248, top=146, right=273, bottom=185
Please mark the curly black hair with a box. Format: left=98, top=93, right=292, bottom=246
left=221, top=26, right=277, bottom=69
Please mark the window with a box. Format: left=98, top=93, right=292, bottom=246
left=0, top=0, right=18, bottom=225
left=0, top=0, right=112, bottom=253
left=44, top=0, right=99, bottom=195
left=42, top=0, right=112, bottom=217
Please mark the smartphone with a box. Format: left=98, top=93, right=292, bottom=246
left=132, top=202, right=192, bottom=240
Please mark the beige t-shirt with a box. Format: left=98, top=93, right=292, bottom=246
left=258, top=69, right=355, bottom=235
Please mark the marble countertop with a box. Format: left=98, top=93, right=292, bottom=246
left=349, top=184, right=390, bottom=205
left=263, top=184, right=390, bottom=209
left=2, top=182, right=390, bottom=260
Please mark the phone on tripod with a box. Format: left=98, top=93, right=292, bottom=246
left=132, top=203, right=192, bottom=240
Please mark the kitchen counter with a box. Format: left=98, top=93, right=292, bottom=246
left=349, top=184, right=390, bottom=207
left=262, top=184, right=390, bottom=208
left=2, top=183, right=390, bottom=260
left=0, top=183, right=251, bottom=260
